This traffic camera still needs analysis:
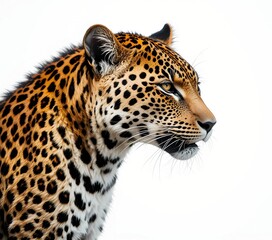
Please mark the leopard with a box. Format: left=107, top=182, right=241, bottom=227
left=0, top=23, right=216, bottom=239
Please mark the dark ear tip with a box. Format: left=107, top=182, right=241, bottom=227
left=149, top=23, right=173, bottom=45
left=162, top=23, right=171, bottom=35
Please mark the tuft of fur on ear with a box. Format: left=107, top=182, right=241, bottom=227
left=149, top=23, right=173, bottom=46
left=83, top=24, right=130, bottom=75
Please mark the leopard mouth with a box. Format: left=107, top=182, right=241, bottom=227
left=157, top=135, right=199, bottom=160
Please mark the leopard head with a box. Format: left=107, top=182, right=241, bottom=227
left=83, top=24, right=216, bottom=160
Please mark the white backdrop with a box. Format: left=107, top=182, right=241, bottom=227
left=0, top=0, right=271, bottom=239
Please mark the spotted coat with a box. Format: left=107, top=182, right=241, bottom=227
left=0, top=24, right=216, bottom=239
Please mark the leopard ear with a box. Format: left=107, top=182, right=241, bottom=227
left=83, top=24, right=129, bottom=75
left=149, top=24, right=173, bottom=45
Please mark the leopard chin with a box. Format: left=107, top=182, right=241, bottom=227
left=156, top=135, right=200, bottom=160
left=170, top=143, right=199, bottom=160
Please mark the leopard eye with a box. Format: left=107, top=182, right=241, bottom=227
left=159, top=82, right=176, bottom=93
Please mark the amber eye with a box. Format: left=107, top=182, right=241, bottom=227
left=159, top=82, right=176, bottom=93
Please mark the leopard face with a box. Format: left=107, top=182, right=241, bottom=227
left=85, top=24, right=216, bottom=160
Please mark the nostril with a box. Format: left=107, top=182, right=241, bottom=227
left=197, top=121, right=216, bottom=133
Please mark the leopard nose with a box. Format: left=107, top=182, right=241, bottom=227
left=197, top=120, right=216, bottom=134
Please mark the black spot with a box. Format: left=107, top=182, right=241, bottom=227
left=83, top=176, right=102, bottom=194
left=17, top=94, right=28, bottom=102
left=33, top=229, right=43, bottom=238
left=129, top=74, right=136, bottom=80
left=11, top=124, right=18, bottom=136
left=137, top=93, right=145, bottom=98
left=7, top=191, right=14, bottom=204
left=68, top=78, right=75, bottom=99
left=96, top=152, right=108, bottom=168
left=63, top=65, right=70, bottom=74
left=128, top=98, right=137, bottom=106
left=57, top=212, right=68, bottom=223
left=115, top=88, right=121, bottom=96
left=2, top=104, right=11, bottom=117
left=113, top=82, right=119, bottom=88
left=59, top=191, right=70, bottom=204
left=101, top=130, right=117, bottom=149
left=13, top=103, right=24, bottom=115
left=10, top=225, right=20, bottom=234
left=74, top=193, right=86, bottom=210
left=60, top=79, right=66, bottom=89
left=43, top=201, right=55, bottom=213
left=70, top=55, right=80, bottom=65
left=89, top=214, right=97, bottom=223
left=71, top=216, right=80, bottom=227
left=24, top=223, right=34, bottom=231
left=33, top=136, right=40, bottom=146
left=114, top=99, right=121, bottom=110
left=1, top=162, right=9, bottom=176
left=47, top=82, right=56, bottom=92
left=122, top=79, right=127, bottom=85
left=42, top=220, right=50, bottom=229
left=61, top=93, right=66, bottom=104
left=57, top=60, right=64, bottom=67
left=47, top=180, right=58, bottom=194
left=20, top=165, right=28, bottom=174
left=110, top=158, right=120, bottom=164
left=103, top=168, right=111, bottom=174
left=37, top=178, right=45, bottom=191
left=110, top=115, right=122, bottom=125
left=42, top=149, right=48, bottom=158
left=75, top=136, right=83, bottom=149
left=120, top=131, right=132, bottom=138
left=139, top=72, right=146, bottom=79
left=20, top=212, right=28, bottom=221
left=17, top=179, right=27, bottom=194
left=67, top=232, right=73, bottom=240
left=1, top=131, right=7, bottom=142
left=1, top=148, right=6, bottom=158
left=15, top=202, right=23, bottom=211
left=56, top=169, right=66, bottom=181
left=121, top=123, right=130, bottom=129
left=41, top=96, right=50, bottom=109
left=57, top=126, right=66, bottom=138
left=49, top=98, right=56, bottom=109
left=50, top=154, right=61, bottom=167
left=81, top=147, right=92, bottom=164
left=30, top=179, right=35, bottom=187
left=33, top=195, right=42, bottom=204
left=40, top=131, right=48, bottom=145
left=68, top=162, right=81, bottom=185
left=19, top=113, right=26, bottom=126
left=48, top=69, right=58, bottom=80
left=28, top=94, right=39, bottom=109
left=123, top=90, right=131, bottom=98
left=63, top=148, right=72, bottom=160
left=33, top=162, right=43, bottom=175
left=107, top=97, right=113, bottom=104
left=19, top=136, right=25, bottom=145
left=45, top=65, right=55, bottom=75
left=146, top=86, right=153, bottom=92
left=91, top=137, right=97, bottom=145
left=141, top=105, right=150, bottom=110
left=133, top=111, right=140, bottom=116
left=57, top=228, right=63, bottom=237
